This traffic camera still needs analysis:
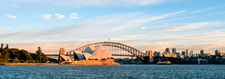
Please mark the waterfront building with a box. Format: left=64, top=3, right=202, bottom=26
left=186, top=49, right=190, bottom=57
left=146, top=50, right=153, bottom=58
left=146, top=51, right=149, bottom=56
left=165, top=48, right=170, bottom=53
left=149, top=50, right=153, bottom=57
left=180, top=55, right=184, bottom=59
left=172, top=48, right=176, bottom=54
left=58, top=48, right=72, bottom=63
left=215, top=49, right=224, bottom=57
left=74, top=51, right=85, bottom=60
left=176, top=52, right=180, bottom=58
left=157, top=52, right=162, bottom=57
left=200, top=49, right=205, bottom=56
left=153, top=51, right=158, bottom=56
left=73, top=45, right=113, bottom=60
left=182, top=51, right=186, bottom=57
left=190, top=50, right=193, bottom=57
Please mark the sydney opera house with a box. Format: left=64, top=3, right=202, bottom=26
left=58, top=45, right=118, bottom=65
left=73, top=45, right=112, bottom=60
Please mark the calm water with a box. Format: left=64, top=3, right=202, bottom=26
left=0, top=65, right=225, bottom=79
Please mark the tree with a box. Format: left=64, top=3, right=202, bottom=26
left=41, top=53, right=48, bottom=63
left=19, top=50, right=32, bottom=61
left=9, top=48, right=20, bottom=59
left=2, top=49, right=10, bottom=59
left=0, top=52, right=2, bottom=59
left=5, top=44, right=8, bottom=49
left=0, top=43, right=3, bottom=49
left=36, top=47, right=42, bottom=62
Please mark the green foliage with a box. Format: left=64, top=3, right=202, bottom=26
left=19, top=50, right=32, bottom=61
left=5, top=44, right=9, bottom=49
left=36, top=47, right=42, bottom=62
left=41, top=54, right=48, bottom=63
left=0, top=43, right=48, bottom=63
left=1, top=43, right=3, bottom=49
left=2, top=49, right=10, bottom=59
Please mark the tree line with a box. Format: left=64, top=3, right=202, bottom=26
left=0, top=43, right=48, bottom=63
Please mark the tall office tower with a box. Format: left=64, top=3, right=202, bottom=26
left=154, top=51, right=158, bottom=56
left=182, top=51, right=186, bottom=57
left=158, top=52, right=162, bottom=57
left=215, top=49, right=221, bottom=56
left=190, top=50, right=193, bottom=57
left=165, top=48, right=170, bottom=53
left=176, top=52, right=180, bottom=58
left=172, top=48, right=176, bottom=54
left=186, top=49, right=190, bottom=57
left=149, top=50, right=153, bottom=57
left=146, top=50, right=149, bottom=56
left=200, top=49, right=205, bottom=55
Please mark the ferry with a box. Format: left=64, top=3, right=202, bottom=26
left=156, top=61, right=171, bottom=65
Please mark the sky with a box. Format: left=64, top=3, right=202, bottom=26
left=1, top=0, right=225, bottom=54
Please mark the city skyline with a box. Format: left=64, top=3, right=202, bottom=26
left=1, top=0, right=225, bottom=54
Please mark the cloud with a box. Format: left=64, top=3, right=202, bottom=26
left=12, top=4, right=18, bottom=8
left=40, top=14, right=52, bottom=20
left=141, top=26, right=146, bottom=29
left=54, top=14, right=65, bottom=19
left=69, top=13, right=79, bottom=19
left=10, top=0, right=170, bottom=7
left=120, top=34, right=146, bottom=38
left=149, top=22, right=224, bottom=33
left=0, top=31, right=25, bottom=38
left=25, top=11, right=185, bottom=38
left=190, top=5, right=224, bottom=13
left=5, top=14, right=17, bottom=18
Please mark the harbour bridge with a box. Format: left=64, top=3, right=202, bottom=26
left=46, top=42, right=147, bottom=59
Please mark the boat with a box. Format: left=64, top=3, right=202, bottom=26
left=156, top=61, right=171, bottom=65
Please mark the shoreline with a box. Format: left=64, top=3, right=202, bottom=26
left=0, top=63, right=59, bottom=65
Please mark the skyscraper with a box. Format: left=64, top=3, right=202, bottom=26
left=190, top=50, right=193, bottom=57
left=215, top=49, right=221, bottom=56
left=146, top=50, right=149, bottom=56
left=149, top=50, right=153, bottom=58
left=186, top=49, right=190, bottom=57
left=200, top=49, right=205, bottom=55
left=182, top=51, right=186, bottom=57
left=165, top=48, right=170, bottom=53
left=172, top=48, right=176, bottom=54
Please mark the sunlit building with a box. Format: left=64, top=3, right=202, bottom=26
left=172, top=48, right=176, bottom=54
left=190, top=50, right=193, bottom=57
left=182, top=51, right=186, bottom=57
left=200, top=49, right=205, bottom=56
left=165, top=48, right=170, bottom=53
left=73, top=45, right=112, bottom=60
left=186, top=49, right=190, bottom=57
left=58, top=48, right=72, bottom=63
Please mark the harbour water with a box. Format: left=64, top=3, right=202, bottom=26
left=0, top=65, right=225, bottom=78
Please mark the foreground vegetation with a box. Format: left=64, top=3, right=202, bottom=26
left=0, top=43, right=48, bottom=63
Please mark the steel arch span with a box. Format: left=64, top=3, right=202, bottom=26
left=69, top=42, right=146, bottom=59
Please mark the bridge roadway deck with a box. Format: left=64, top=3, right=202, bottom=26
left=45, top=54, right=145, bottom=57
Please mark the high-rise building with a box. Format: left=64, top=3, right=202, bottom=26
left=165, top=48, right=170, bottom=53
left=182, top=51, right=186, bottom=57
left=157, top=52, right=162, bottom=57
left=146, top=50, right=149, bottom=56
left=154, top=51, right=158, bottom=56
left=200, top=49, right=205, bottom=55
left=149, top=50, right=153, bottom=58
left=172, top=48, right=176, bottom=54
left=190, top=50, right=193, bottom=57
left=215, top=49, right=221, bottom=56
left=186, top=49, right=190, bottom=57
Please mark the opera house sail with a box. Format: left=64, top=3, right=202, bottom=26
left=59, top=44, right=113, bottom=63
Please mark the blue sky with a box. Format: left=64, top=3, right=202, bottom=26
left=1, top=0, right=225, bottom=54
